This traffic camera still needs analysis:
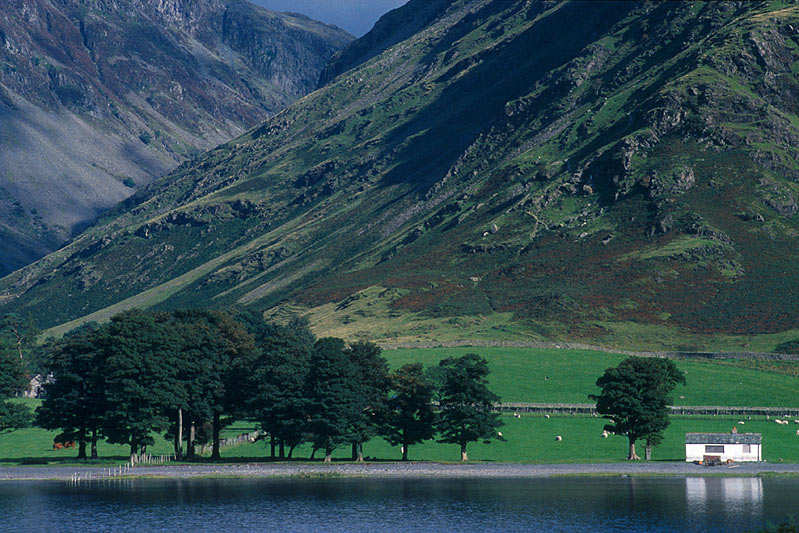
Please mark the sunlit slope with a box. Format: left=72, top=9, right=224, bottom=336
left=3, top=0, right=799, bottom=348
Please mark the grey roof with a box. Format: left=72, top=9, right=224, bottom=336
left=685, top=433, right=761, bottom=445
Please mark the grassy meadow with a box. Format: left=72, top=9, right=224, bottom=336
left=383, top=347, right=799, bottom=407
left=4, top=414, right=798, bottom=466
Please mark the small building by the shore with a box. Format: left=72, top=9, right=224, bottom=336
left=685, top=433, right=762, bottom=463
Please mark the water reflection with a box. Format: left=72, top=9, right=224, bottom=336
left=686, top=477, right=763, bottom=510
left=0, top=476, right=791, bottom=532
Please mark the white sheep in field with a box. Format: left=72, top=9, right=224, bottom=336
left=794, top=420, right=799, bottom=424
left=601, top=430, right=610, bottom=438
left=738, top=421, right=745, bottom=425
left=555, top=435, right=562, bottom=441
left=544, top=414, right=550, bottom=419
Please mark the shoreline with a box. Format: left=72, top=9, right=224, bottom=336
left=3, top=461, right=799, bottom=481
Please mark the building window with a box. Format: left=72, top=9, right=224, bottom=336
left=743, top=444, right=751, bottom=453
left=705, top=445, right=724, bottom=453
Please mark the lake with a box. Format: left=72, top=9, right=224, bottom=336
left=0, top=476, right=795, bottom=532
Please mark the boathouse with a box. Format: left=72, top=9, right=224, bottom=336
left=685, top=433, right=762, bottom=463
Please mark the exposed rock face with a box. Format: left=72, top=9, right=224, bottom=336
left=0, top=0, right=351, bottom=275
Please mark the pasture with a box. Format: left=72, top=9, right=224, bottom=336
left=382, top=347, right=799, bottom=407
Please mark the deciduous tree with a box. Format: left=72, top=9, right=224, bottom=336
left=0, top=335, right=30, bottom=433
left=35, top=323, right=106, bottom=458
left=346, top=341, right=389, bottom=462
left=435, top=353, right=504, bottom=461
left=381, top=363, right=436, bottom=461
left=305, top=337, right=363, bottom=462
left=590, top=356, right=686, bottom=460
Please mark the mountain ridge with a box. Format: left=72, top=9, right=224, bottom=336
left=0, top=0, right=352, bottom=275
left=3, top=0, right=799, bottom=350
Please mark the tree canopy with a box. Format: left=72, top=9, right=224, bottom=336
left=435, top=353, right=504, bottom=461
left=0, top=326, right=31, bottom=433
left=590, top=356, right=686, bottom=460
left=381, top=362, right=436, bottom=461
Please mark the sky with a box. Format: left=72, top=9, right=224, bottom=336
left=252, top=0, right=410, bottom=37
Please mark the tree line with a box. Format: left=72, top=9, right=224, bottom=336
left=0, top=309, right=687, bottom=462
left=2, top=309, right=504, bottom=462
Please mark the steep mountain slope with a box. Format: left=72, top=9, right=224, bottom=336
left=3, top=0, right=799, bottom=349
left=0, top=0, right=351, bottom=275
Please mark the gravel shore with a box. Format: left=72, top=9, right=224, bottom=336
left=3, top=461, right=799, bottom=481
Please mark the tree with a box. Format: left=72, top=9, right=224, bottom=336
left=0, top=313, right=38, bottom=365
left=0, top=336, right=31, bottom=433
left=100, top=310, right=181, bottom=460
left=346, top=341, right=389, bottom=462
left=305, top=337, right=363, bottom=462
left=590, top=356, right=686, bottom=460
left=381, top=363, right=436, bottom=461
left=435, top=353, right=504, bottom=461
left=35, top=323, right=106, bottom=459
left=242, top=315, right=314, bottom=460
left=168, top=309, right=254, bottom=460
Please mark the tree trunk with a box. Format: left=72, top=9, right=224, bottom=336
left=91, top=429, right=98, bottom=459
left=645, top=443, right=652, bottom=461
left=211, top=412, right=221, bottom=460
left=356, top=442, right=364, bottom=463
left=351, top=442, right=358, bottom=461
left=187, top=421, right=196, bottom=460
left=175, top=408, right=183, bottom=460
left=288, top=445, right=295, bottom=459
left=77, top=435, right=87, bottom=460
left=310, top=447, right=317, bottom=460
left=279, top=439, right=285, bottom=459
left=130, top=443, right=138, bottom=465
left=324, top=448, right=333, bottom=463
left=461, top=443, right=468, bottom=462
left=402, top=444, right=408, bottom=461
left=270, top=435, right=276, bottom=459
left=628, top=437, right=640, bottom=460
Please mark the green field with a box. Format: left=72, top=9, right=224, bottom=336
left=4, top=414, right=798, bottom=466
left=383, top=347, right=799, bottom=407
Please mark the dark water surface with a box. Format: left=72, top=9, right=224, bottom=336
left=0, top=476, right=796, bottom=532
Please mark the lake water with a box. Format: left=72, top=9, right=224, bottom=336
left=0, top=476, right=796, bottom=532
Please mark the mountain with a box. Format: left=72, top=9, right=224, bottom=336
left=0, top=0, right=352, bottom=275
left=2, top=0, right=799, bottom=350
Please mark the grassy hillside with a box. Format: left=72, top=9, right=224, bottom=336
left=2, top=0, right=799, bottom=349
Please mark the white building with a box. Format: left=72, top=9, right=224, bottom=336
left=685, top=433, right=762, bottom=463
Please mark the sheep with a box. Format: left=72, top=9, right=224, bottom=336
left=794, top=420, right=799, bottom=424
left=555, top=435, right=562, bottom=441
left=544, top=414, right=550, bottom=419
left=497, top=432, right=503, bottom=437
left=601, top=430, right=610, bottom=438
left=737, top=421, right=745, bottom=425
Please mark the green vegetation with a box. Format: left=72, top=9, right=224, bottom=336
left=4, top=413, right=799, bottom=466
left=591, top=357, right=685, bottom=460
left=381, top=347, right=799, bottom=407
left=2, top=1, right=798, bottom=350
left=434, top=353, right=504, bottom=461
